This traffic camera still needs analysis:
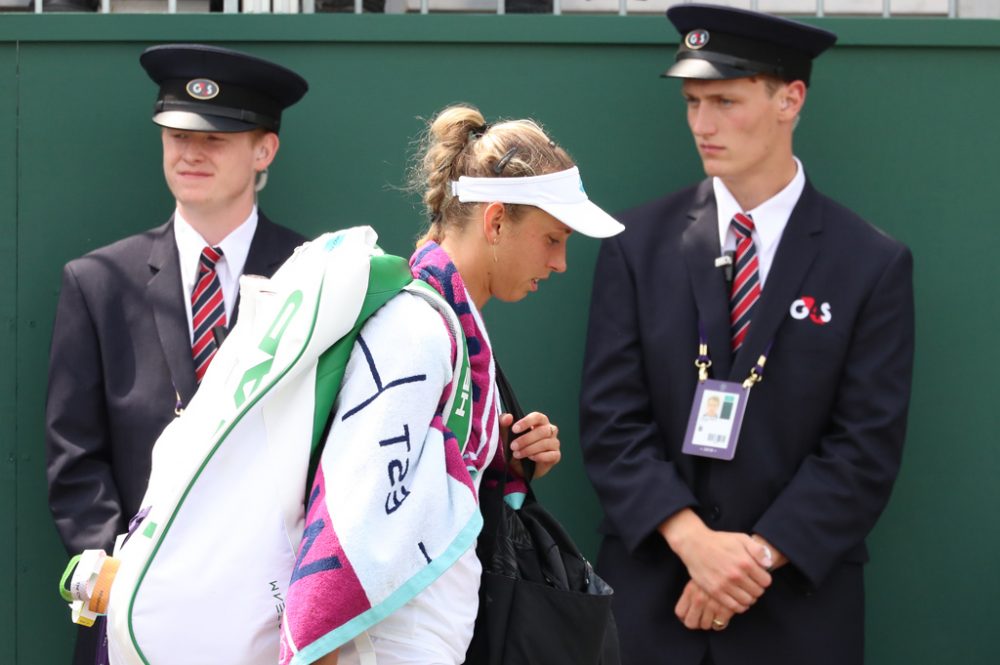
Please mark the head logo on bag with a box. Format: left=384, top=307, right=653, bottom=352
left=235, top=290, right=304, bottom=408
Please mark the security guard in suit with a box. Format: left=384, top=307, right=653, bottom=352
left=45, top=44, right=308, bottom=665
left=580, top=6, right=915, bottom=665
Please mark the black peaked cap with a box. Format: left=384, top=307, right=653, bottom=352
left=140, top=44, right=309, bottom=133
left=664, top=4, right=837, bottom=86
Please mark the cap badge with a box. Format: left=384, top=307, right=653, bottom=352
left=685, top=29, right=710, bottom=50
left=186, top=79, right=220, bottom=101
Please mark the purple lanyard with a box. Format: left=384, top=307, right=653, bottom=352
left=696, top=321, right=772, bottom=389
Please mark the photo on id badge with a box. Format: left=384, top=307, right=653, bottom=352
left=695, top=391, right=736, bottom=447
left=682, top=379, right=747, bottom=461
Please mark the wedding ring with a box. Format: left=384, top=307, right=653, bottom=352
left=711, top=618, right=727, bottom=630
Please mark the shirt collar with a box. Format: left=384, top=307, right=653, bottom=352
left=714, top=157, right=806, bottom=253
left=173, top=206, right=259, bottom=287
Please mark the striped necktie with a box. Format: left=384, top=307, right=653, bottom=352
left=191, top=246, right=227, bottom=383
left=730, top=213, right=761, bottom=353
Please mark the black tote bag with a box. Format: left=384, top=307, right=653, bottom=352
left=464, top=363, right=619, bottom=665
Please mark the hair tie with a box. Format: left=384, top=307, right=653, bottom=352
left=493, top=146, right=518, bottom=176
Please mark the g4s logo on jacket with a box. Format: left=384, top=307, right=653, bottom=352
left=790, top=297, right=832, bottom=325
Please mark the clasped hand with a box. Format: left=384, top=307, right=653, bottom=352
left=662, top=510, right=777, bottom=630
left=674, top=530, right=772, bottom=630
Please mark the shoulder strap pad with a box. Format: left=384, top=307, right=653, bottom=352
left=403, top=281, right=473, bottom=453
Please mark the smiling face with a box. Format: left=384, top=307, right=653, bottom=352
left=161, top=128, right=275, bottom=219
left=681, top=76, right=796, bottom=190
left=491, top=206, right=572, bottom=303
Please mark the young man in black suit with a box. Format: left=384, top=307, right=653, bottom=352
left=580, top=5, right=915, bottom=665
left=45, top=44, right=308, bottom=665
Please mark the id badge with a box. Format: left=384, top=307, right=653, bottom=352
left=681, top=379, right=749, bottom=461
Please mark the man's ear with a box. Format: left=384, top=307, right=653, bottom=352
left=779, top=80, right=807, bottom=119
left=253, top=131, right=280, bottom=171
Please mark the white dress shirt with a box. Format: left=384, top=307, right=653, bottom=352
left=714, top=157, right=806, bottom=287
left=173, top=206, right=258, bottom=343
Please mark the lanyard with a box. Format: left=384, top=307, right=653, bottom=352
left=695, top=321, right=772, bottom=389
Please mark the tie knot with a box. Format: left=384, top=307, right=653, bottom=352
left=731, top=213, right=755, bottom=238
left=200, top=246, right=223, bottom=269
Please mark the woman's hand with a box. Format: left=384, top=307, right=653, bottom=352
left=499, top=411, right=562, bottom=479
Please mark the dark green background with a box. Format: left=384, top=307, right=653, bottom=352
left=1, top=15, right=997, bottom=664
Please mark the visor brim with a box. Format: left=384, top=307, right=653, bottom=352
left=152, top=110, right=258, bottom=133
left=536, top=200, right=625, bottom=239
left=662, top=58, right=758, bottom=81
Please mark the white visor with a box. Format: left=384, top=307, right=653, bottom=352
left=450, top=166, right=625, bottom=239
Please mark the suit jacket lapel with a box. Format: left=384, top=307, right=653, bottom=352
left=681, top=180, right=733, bottom=381
left=147, top=218, right=198, bottom=406
left=231, top=211, right=290, bottom=328
left=732, top=178, right=824, bottom=379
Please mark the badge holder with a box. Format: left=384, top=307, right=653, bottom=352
left=681, top=330, right=769, bottom=461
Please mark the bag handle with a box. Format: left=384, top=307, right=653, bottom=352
left=494, top=361, right=537, bottom=484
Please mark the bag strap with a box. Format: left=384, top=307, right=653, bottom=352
left=494, top=361, right=536, bottom=484
left=403, top=280, right=473, bottom=454
left=476, top=361, right=537, bottom=577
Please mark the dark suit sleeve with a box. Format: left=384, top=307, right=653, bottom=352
left=580, top=236, right=698, bottom=555
left=755, top=244, right=915, bottom=588
left=46, top=263, right=125, bottom=555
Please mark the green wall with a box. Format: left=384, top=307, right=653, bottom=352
left=1, top=15, right=998, bottom=664
left=1, top=39, right=18, bottom=665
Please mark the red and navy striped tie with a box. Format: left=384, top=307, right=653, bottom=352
left=730, top=213, right=761, bottom=353
left=191, top=246, right=227, bottom=383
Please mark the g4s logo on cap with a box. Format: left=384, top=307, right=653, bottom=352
left=186, top=78, right=220, bottom=100
left=790, top=297, right=832, bottom=325
left=685, top=29, right=710, bottom=50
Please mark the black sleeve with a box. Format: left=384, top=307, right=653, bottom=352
left=46, top=263, right=125, bottom=554
left=754, top=245, right=915, bottom=587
